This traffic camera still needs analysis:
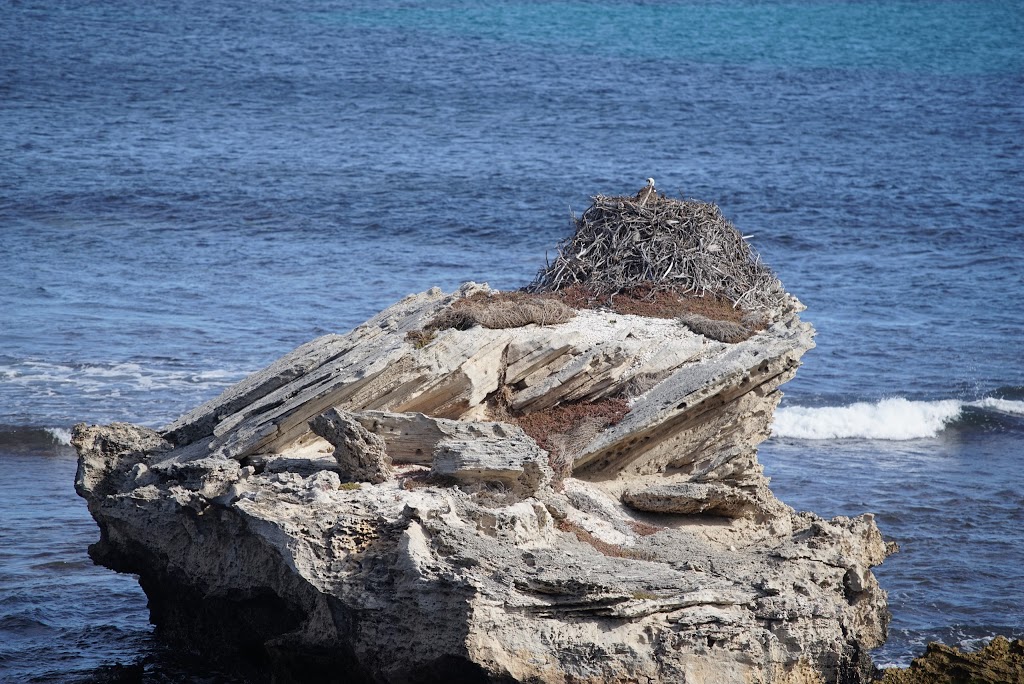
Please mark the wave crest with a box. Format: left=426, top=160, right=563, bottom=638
left=972, top=396, right=1024, bottom=417
left=773, top=397, right=982, bottom=441
left=44, top=427, right=72, bottom=446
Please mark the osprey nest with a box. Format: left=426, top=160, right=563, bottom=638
left=527, top=183, right=791, bottom=316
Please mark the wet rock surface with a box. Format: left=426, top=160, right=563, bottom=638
left=74, top=283, right=893, bottom=683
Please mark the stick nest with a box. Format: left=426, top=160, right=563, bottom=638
left=527, top=188, right=790, bottom=315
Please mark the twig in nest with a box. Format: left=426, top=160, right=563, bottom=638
left=526, top=187, right=790, bottom=316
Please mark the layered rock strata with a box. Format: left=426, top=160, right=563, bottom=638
left=75, top=283, right=892, bottom=683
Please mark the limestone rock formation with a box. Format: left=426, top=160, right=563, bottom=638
left=74, top=282, right=893, bottom=684
left=310, top=408, right=394, bottom=484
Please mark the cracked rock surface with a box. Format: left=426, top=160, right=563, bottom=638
left=74, top=283, right=892, bottom=683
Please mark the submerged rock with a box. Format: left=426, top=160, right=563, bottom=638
left=74, top=281, right=893, bottom=683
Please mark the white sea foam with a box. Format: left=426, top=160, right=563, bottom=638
left=772, top=397, right=964, bottom=440
left=773, top=396, right=1024, bottom=441
left=973, top=397, right=1024, bottom=416
left=44, top=427, right=72, bottom=445
left=0, top=361, right=243, bottom=394
left=0, top=360, right=247, bottom=426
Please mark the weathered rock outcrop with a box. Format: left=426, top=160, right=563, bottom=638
left=879, top=636, right=1024, bottom=684
left=74, top=283, right=892, bottom=683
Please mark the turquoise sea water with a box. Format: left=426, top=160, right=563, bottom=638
left=334, top=1, right=1024, bottom=74
left=2, top=0, right=1022, bottom=680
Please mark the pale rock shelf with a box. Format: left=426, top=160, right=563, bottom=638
left=74, top=283, right=892, bottom=684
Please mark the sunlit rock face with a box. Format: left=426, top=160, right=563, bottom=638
left=74, top=283, right=891, bottom=684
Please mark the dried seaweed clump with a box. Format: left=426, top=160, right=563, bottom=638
left=527, top=185, right=790, bottom=315
left=678, top=313, right=750, bottom=344
left=405, top=329, right=436, bottom=349
left=428, top=291, right=575, bottom=331
left=557, top=282, right=749, bottom=324
left=515, top=398, right=629, bottom=484
left=556, top=518, right=654, bottom=561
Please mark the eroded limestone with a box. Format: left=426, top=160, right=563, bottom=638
left=73, top=285, right=893, bottom=684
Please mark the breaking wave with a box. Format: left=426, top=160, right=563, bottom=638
left=44, top=426, right=72, bottom=445
left=0, top=360, right=239, bottom=394
left=0, top=426, right=77, bottom=452
left=0, top=359, right=247, bottom=427
left=772, top=396, right=1024, bottom=441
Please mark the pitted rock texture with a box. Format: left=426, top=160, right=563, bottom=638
left=74, top=284, right=892, bottom=684
left=622, top=482, right=760, bottom=518
left=310, top=408, right=394, bottom=484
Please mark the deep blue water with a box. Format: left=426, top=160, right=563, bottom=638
left=2, top=0, right=1022, bottom=680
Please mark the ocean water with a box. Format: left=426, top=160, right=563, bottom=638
left=2, top=0, right=1022, bottom=680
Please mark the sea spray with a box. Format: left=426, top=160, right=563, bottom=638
left=772, top=397, right=1024, bottom=440
left=772, top=397, right=962, bottom=440
left=44, top=426, right=73, bottom=446
left=974, top=397, right=1024, bottom=417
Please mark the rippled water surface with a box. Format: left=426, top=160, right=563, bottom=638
left=0, top=439, right=147, bottom=682
left=2, top=0, right=1022, bottom=679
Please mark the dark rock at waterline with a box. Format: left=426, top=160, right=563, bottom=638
left=879, top=636, right=1024, bottom=684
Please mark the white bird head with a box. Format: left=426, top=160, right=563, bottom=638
left=646, top=177, right=656, bottom=187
